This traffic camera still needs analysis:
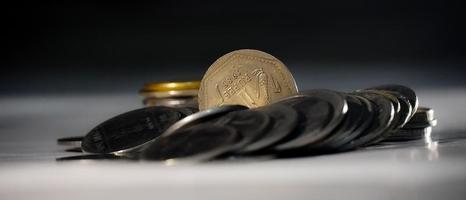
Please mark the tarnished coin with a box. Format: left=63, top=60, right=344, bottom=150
left=161, top=105, right=247, bottom=137
left=57, top=136, right=83, bottom=148
left=274, top=90, right=347, bottom=150
left=212, top=109, right=272, bottom=153
left=341, top=92, right=395, bottom=149
left=81, top=106, right=185, bottom=155
left=242, top=104, right=299, bottom=152
left=198, top=49, right=298, bottom=110
left=141, top=124, right=239, bottom=161
left=365, top=84, right=418, bottom=118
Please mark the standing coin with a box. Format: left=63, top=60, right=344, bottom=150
left=198, top=49, right=298, bottom=110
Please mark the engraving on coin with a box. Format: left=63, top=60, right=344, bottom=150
left=199, top=49, right=298, bottom=110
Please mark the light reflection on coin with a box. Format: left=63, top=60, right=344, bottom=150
left=198, top=49, right=298, bottom=110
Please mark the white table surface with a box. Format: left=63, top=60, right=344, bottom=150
left=1, top=88, right=465, bottom=200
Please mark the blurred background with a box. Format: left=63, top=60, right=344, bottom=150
left=2, top=0, right=465, bottom=95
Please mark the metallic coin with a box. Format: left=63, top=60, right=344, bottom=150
left=198, top=49, right=298, bottom=110
left=213, top=109, right=272, bottom=153
left=363, top=90, right=402, bottom=128
left=404, top=119, right=438, bottom=128
left=57, top=136, right=83, bottom=147
left=241, top=104, right=298, bottom=152
left=365, top=84, right=418, bottom=119
left=311, top=94, right=368, bottom=150
left=140, top=81, right=200, bottom=108
left=403, top=107, right=437, bottom=128
left=81, top=106, right=185, bottom=155
left=56, top=154, right=132, bottom=162
left=140, top=81, right=201, bottom=93
left=341, top=92, right=395, bottom=149
left=273, top=90, right=348, bottom=150
left=384, top=127, right=432, bottom=142
left=383, top=91, right=413, bottom=127
left=161, top=105, right=247, bottom=137
left=141, top=124, right=239, bottom=161
left=143, top=97, right=198, bottom=108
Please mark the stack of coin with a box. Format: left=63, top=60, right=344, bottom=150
left=139, top=81, right=200, bottom=108
left=384, top=107, right=437, bottom=141
left=56, top=49, right=438, bottom=162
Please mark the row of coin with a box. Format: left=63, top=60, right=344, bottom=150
left=57, top=84, right=436, bottom=162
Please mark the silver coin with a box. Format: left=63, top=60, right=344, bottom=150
left=363, top=90, right=402, bottom=128
left=212, top=109, right=271, bottom=153
left=403, top=107, right=437, bottom=128
left=384, top=127, right=432, bottom=142
left=310, top=94, right=367, bottom=150
left=341, top=92, right=395, bottom=149
left=274, top=89, right=348, bottom=150
left=161, top=105, right=247, bottom=137
left=81, top=106, right=185, bottom=155
left=141, top=124, right=239, bottom=161
left=57, top=136, right=83, bottom=148
left=364, top=84, right=418, bottom=119
left=241, top=104, right=299, bottom=152
left=383, top=91, right=413, bottom=127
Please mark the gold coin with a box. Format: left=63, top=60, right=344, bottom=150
left=198, top=49, right=298, bottom=110
left=140, top=81, right=201, bottom=92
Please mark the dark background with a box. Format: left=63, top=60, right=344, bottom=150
left=2, top=1, right=465, bottom=95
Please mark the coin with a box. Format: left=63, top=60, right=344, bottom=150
left=161, top=105, right=247, bottom=137
left=140, top=81, right=200, bottom=108
left=384, top=127, right=432, bottom=142
left=341, top=92, right=395, bottom=149
left=141, top=124, right=239, bottom=161
left=363, top=90, right=402, bottom=128
left=57, top=136, right=83, bottom=147
left=198, top=49, right=298, bottom=110
left=274, top=90, right=347, bottom=150
left=383, top=91, right=413, bottom=127
left=212, top=109, right=272, bottom=153
left=242, top=104, right=299, bottom=152
left=81, top=106, right=185, bottom=154
left=364, top=84, right=418, bottom=118
left=311, top=94, right=368, bottom=150
left=403, top=107, right=437, bottom=128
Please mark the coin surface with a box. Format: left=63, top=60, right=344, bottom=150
left=341, top=92, right=395, bottom=149
left=274, top=90, right=347, bottom=150
left=81, top=106, right=185, bottom=154
left=141, top=124, right=239, bottom=161
left=212, top=109, right=271, bottom=153
left=242, top=104, right=298, bottom=152
left=198, top=49, right=298, bottom=110
left=365, top=84, right=418, bottom=118
left=161, top=105, right=248, bottom=137
left=311, top=94, right=367, bottom=150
